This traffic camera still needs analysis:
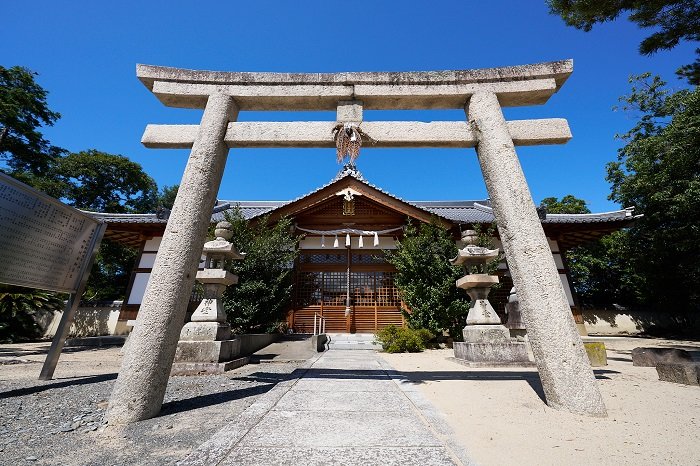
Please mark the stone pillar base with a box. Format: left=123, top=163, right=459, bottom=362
left=453, top=341, right=532, bottom=366
left=174, top=339, right=241, bottom=364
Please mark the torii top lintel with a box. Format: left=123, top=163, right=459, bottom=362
left=136, top=60, right=572, bottom=111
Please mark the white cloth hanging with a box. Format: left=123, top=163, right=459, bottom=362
left=358, top=235, right=364, bottom=248
left=373, top=232, right=379, bottom=247
left=345, top=233, right=351, bottom=247
left=333, top=235, right=339, bottom=248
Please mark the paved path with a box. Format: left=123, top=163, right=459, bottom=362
left=180, top=349, right=474, bottom=465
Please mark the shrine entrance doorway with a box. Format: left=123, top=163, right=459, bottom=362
left=291, top=249, right=405, bottom=333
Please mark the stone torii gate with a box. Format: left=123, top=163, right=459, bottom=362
left=106, top=60, right=607, bottom=424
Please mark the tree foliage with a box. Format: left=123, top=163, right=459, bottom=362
left=222, top=208, right=300, bottom=333
left=384, top=220, right=470, bottom=339
left=541, top=194, right=591, bottom=214
left=606, top=74, right=700, bottom=312
left=0, top=66, right=64, bottom=195
left=547, top=0, right=700, bottom=84
left=56, top=150, right=158, bottom=213
left=158, top=184, right=179, bottom=210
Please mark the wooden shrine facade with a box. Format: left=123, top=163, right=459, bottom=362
left=93, top=166, right=637, bottom=335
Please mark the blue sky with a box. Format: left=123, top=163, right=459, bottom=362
left=2, top=1, right=694, bottom=213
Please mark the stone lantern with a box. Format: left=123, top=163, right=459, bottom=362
left=173, top=221, right=247, bottom=374
left=451, top=230, right=530, bottom=365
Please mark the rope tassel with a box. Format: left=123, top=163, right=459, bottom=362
left=333, top=123, right=362, bottom=164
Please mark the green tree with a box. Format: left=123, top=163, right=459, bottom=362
left=547, top=0, right=700, bottom=84
left=158, top=184, right=179, bottom=210
left=541, top=194, right=591, bottom=214
left=222, top=207, right=300, bottom=333
left=606, top=74, right=700, bottom=312
left=56, top=150, right=159, bottom=213
left=0, top=65, right=64, bottom=195
left=541, top=195, right=637, bottom=308
left=384, top=220, right=470, bottom=339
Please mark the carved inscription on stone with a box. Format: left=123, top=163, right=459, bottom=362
left=0, top=174, right=101, bottom=293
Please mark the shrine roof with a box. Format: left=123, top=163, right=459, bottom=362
left=89, top=168, right=637, bottom=250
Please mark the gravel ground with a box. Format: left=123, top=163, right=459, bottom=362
left=0, top=343, right=304, bottom=465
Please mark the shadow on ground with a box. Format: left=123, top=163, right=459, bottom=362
left=295, top=367, right=619, bottom=404
left=0, top=373, right=118, bottom=398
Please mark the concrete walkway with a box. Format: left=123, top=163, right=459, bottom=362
left=179, top=349, right=474, bottom=465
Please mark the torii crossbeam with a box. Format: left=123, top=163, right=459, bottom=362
left=106, top=60, right=607, bottom=424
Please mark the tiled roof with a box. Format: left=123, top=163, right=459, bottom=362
left=85, top=211, right=168, bottom=224
left=88, top=168, right=636, bottom=227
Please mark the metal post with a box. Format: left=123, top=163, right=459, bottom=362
left=39, top=222, right=107, bottom=380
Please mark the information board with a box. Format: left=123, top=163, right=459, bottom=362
left=0, top=172, right=102, bottom=293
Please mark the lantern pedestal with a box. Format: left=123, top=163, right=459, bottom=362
left=172, top=222, right=248, bottom=375
left=451, top=232, right=532, bottom=366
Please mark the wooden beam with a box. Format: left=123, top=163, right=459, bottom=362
left=142, top=119, right=571, bottom=149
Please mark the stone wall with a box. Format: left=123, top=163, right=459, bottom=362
left=583, top=309, right=700, bottom=336
left=37, top=301, right=128, bottom=338
left=237, top=333, right=280, bottom=355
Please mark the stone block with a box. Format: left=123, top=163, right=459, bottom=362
left=656, top=362, right=700, bottom=386
left=170, top=357, right=249, bottom=376
left=584, top=342, right=607, bottom=367
left=311, top=334, right=328, bottom=352
left=462, top=325, right=510, bottom=343
left=179, top=322, right=231, bottom=341
left=174, top=339, right=240, bottom=363
left=631, top=347, right=692, bottom=367
left=453, top=341, right=530, bottom=364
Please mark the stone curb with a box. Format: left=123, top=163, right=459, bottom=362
left=376, top=356, right=476, bottom=466
left=177, top=353, right=323, bottom=465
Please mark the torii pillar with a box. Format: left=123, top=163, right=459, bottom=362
left=106, top=93, right=237, bottom=423
left=467, top=92, right=606, bottom=416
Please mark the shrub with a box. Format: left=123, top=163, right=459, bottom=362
left=0, top=286, right=65, bottom=343
left=374, top=325, right=434, bottom=353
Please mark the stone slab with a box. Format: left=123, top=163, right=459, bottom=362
left=656, top=362, right=700, bottom=386
left=584, top=342, right=607, bottom=367
left=219, top=446, right=458, bottom=466
left=170, top=357, right=249, bottom=376
left=275, top=389, right=410, bottom=412
left=242, top=410, right=441, bottom=448
left=453, top=341, right=530, bottom=363
left=631, top=347, right=693, bottom=367
left=174, top=339, right=240, bottom=363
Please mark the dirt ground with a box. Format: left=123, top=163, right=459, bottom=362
left=2, top=337, right=698, bottom=465
left=380, top=336, right=700, bottom=466
left=0, top=342, right=303, bottom=465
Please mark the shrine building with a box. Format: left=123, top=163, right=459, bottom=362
left=93, top=165, right=635, bottom=335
